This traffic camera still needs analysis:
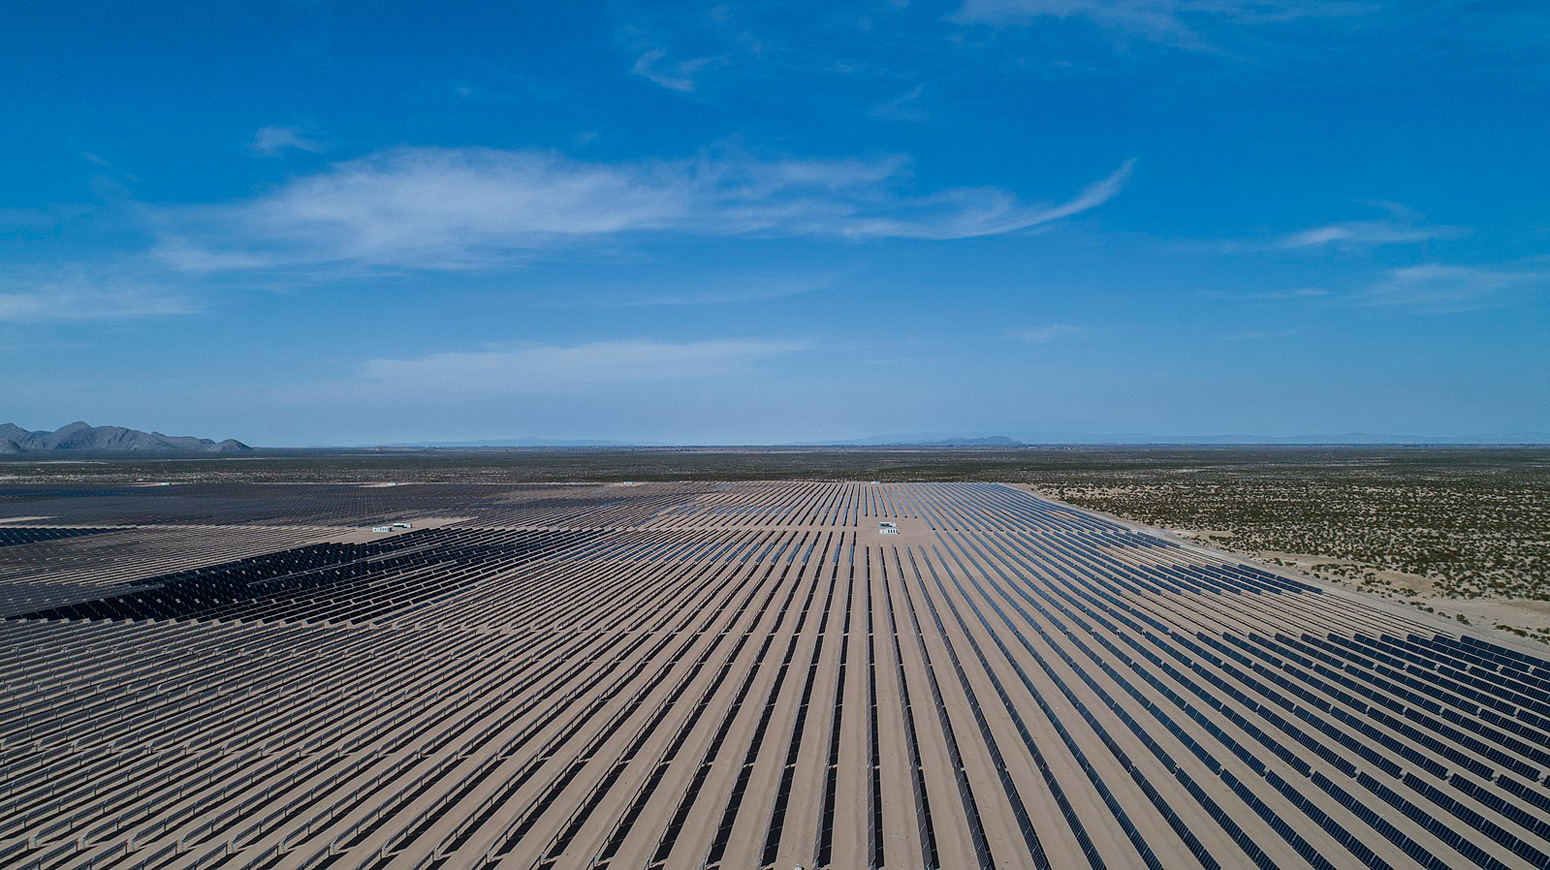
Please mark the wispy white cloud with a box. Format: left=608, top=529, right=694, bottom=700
left=956, top=1, right=1372, bottom=48
left=961, top=0, right=1195, bottom=42
left=1194, top=204, right=1467, bottom=253
left=1274, top=205, right=1466, bottom=249
left=0, top=269, right=195, bottom=322
left=1194, top=286, right=1328, bottom=300
left=1357, top=264, right=1544, bottom=313
left=154, top=147, right=1134, bottom=273
left=871, top=84, right=930, bottom=122
left=619, top=21, right=731, bottom=93
left=630, top=48, right=728, bottom=92
left=824, top=156, right=1133, bottom=241
left=1275, top=221, right=1460, bottom=249
left=355, top=338, right=807, bottom=396
left=1011, top=323, right=1086, bottom=343
left=251, top=125, right=328, bottom=156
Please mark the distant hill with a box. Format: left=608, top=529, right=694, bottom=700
left=1004, top=431, right=1550, bottom=445
left=1048, top=432, right=1550, bottom=445
left=390, top=437, right=640, bottom=448
left=0, top=422, right=252, bottom=454
left=920, top=435, right=1024, bottom=446
left=796, top=431, right=1550, bottom=447
left=791, top=433, right=1028, bottom=447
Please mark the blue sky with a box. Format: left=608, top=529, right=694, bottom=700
left=2, top=1, right=1546, bottom=445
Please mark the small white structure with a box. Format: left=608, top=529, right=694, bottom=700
left=371, top=526, right=393, bottom=533
left=391, top=521, right=413, bottom=529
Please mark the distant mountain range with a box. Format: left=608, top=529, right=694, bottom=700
left=800, top=435, right=1027, bottom=447
left=391, top=436, right=1029, bottom=448
left=0, top=422, right=251, bottom=454
left=8, top=423, right=1546, bottom=453
left=383, top=431, right=1550, bottom=448
left=388, top=437, right=638, bottom=448
left=798, top=431, right=1550, bottom=446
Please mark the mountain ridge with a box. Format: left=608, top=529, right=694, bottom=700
left=0, top=422, right=252, bottom=454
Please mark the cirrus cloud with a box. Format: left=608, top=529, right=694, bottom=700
left=1273, top=203, right=1467, bottom=250
left=1357, top=264, right=1544, bottom=313
left=956, top=0, right=1373, bottom=49
left=153, top=147, right=1135, bottom=274
left=251, top=125, right=328, bottom=156
left=0, top=269, right=195, bottom=323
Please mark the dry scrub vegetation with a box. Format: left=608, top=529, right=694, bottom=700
left=1036, top=450, right=1549, bottom=602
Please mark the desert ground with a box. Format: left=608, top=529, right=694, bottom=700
left=5, top=445, right=1544, bottom=644
left=2, top=474, right=1549, bottom=870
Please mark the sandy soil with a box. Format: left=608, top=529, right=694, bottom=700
left=1170, top=529, right=1550, bottom=647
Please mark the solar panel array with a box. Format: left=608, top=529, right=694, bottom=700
left=2, top=480, right=1548, bottom=870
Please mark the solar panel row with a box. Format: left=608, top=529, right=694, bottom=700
left=0, top=481, right=1547, bottom=870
